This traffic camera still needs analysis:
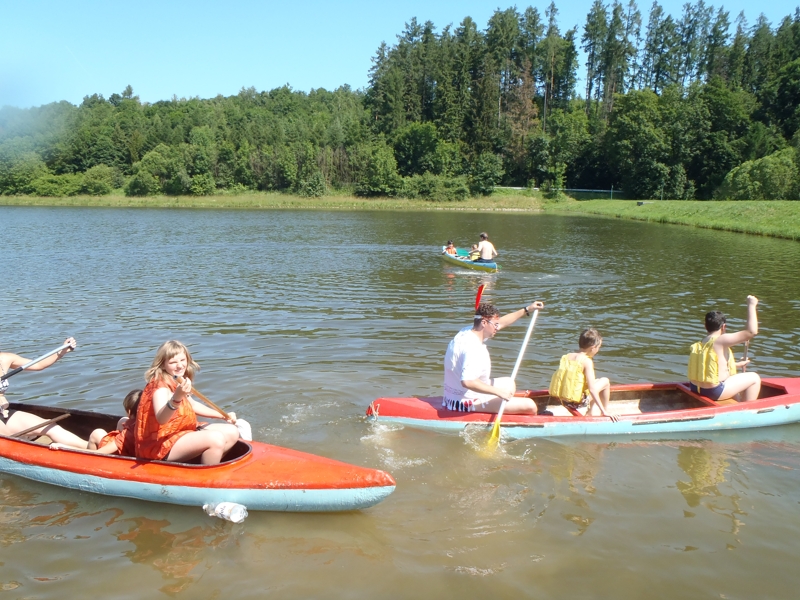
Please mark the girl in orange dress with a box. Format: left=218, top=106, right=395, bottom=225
left=135, top=341, right=239, bottom=465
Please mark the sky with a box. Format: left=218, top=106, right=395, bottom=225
left=1, top=0, right=798, bottom=109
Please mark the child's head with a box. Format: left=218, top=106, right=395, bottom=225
left=145, top=340, right=200, bottom=384
left=123, top=389, right=142, bottom=416
left=446, top=240, right=454, bottom=247
left=470, top=243, right=478, bottom=250
left=579, top=328, right=603, bottom=351
left=704, top=310, right=726, bottom=332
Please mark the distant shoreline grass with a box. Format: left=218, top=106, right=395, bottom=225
left=544, top=199, right=800, bottom=241
left=0, top=191, right=543, bottom=212
left=2, top=193, right=799, bottom=240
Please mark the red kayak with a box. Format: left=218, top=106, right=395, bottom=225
left=1, top=403, right=396, bottom=512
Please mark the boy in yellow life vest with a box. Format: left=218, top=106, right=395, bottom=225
left=688, top=295, right=761, bottom=402
left=549, top=328, right=615, bottom=419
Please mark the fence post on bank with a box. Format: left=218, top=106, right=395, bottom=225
left=610, top=185, right=613, bottom=200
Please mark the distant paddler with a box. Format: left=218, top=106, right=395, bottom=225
left=475, top=232, right=498, bottom=264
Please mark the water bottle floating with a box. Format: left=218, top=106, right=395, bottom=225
left=203, top=502, right=248, bottom=523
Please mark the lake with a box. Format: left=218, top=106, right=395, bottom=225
left=1, top=206, right=799, bottom=598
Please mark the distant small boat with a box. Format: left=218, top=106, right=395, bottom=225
left=440, top=247, right=499, bottom=273
left=1, top=403, right=396, bottom=512
left=367, top=378, right=800, bottom=439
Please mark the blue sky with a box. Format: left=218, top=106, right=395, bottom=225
left=1, top=0, right=797, bottom=108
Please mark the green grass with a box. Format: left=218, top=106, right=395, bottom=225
left=4, top=192, right=799, bottom=241
left=0, top=190, right=545, bottom=212
left=543, top=199, right=800, bottom=241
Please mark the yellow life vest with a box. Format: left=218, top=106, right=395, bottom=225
left=687, top=336, right=736, bottom=386
left=549, top=354, right=587, bottom=403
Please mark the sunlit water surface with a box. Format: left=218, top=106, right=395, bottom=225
left=1, top=206, right=799, bottom=598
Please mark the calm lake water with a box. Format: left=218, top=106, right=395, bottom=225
left=1, top=205, right=799, bottom=598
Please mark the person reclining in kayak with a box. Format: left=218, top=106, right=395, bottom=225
left=549, top=328, right=614, bottom=419
left=0, top=337, right=90, bottom=447
left=688, top=296, right=761, bottom=402
left=474, top=232, right=498, bottom=264
left=51, top=389, right=141, bottom=455
left=442, top=241, right=458, bottom=256
left=135, top=341, right=240, bottom=465
left=443, top=301, right=544, bottom=414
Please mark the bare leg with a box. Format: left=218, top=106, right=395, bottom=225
left=719, top=373, right=762, bottom=402
left=202, top=423, right=239, bottom=452
left=166, top=430, right=228, bottom=465
left=473, top=396, right=538, bottom=415
left=88, top=428, right=108, bottom=450
left=5, top=411, right=89, bottom=447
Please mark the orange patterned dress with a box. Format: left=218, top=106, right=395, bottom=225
left=135, top=378, right=197, bottom=460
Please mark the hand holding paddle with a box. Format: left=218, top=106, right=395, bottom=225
left=1, top=338, right=77, bottom=382
left=174, top=376, right=252, bottom=440
left=486, top=306, right=540, bottom=449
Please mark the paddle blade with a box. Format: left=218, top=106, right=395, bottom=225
left=486, top=418, right=501, bottom=449
left=475, top=284, right=485, bottom=310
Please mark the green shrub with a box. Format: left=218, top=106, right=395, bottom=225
left=80, top=164, right=118, bottom=195
left=355, top=142, right=402, bottom=196
left=190, top=172, right=216, bottom=195
left=469, top=152, right=504, bottom=195
left=298, top=170, right=327, bottom=197
left=29, top=173, right=83, bottom=196
left=124, top=171, right=161, bottom=196
left=716, top=148, right=799, bottom=200
left=400, top=173, right=470, bottom=201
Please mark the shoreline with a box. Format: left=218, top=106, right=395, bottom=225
left=2, top=194, right=798, bottom=240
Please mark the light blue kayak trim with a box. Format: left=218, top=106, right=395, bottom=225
left=369, top=402, right=800, bottom=439
left=0, top=457, right=395, bottom=512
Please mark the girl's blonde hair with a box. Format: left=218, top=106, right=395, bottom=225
left=144, top=340, right=200, bottom=385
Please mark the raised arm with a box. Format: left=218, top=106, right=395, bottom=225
left=498, top=301, right=544, bottom=330
left=719, top=296, right=759, bottom=347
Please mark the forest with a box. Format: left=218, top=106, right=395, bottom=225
left=1, top=1, right=799, bottom=201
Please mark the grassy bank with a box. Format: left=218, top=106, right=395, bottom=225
left=543, top=199, right=800, bottom=241
left=3, top=192, right=799, bottom=241
left=0, top=190, right=543, bottom=212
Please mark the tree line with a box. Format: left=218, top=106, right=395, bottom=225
left=1, top=2, right=799, bottom=201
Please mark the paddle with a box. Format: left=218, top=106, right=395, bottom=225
left=475, top=284, right=485, bottom=311
left=1, top=343, right=73, bottom=382
left=175, top=376, right=230, bottom=420
left=11, top=413, right=70, bottom=439
left=175, top=376, right=252, bottom=441
left=486, top=309, right=539, bottom=449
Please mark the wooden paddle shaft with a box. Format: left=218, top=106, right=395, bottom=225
left=11, top=413, right=70, bottom=438
left=175, top=377, right=229, bottom=420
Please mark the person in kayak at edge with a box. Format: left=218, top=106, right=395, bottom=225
left=688, top=295, right=761, bottom=402
left=0, top=337, right=90, bottom=446
left=135, top=340, right=240, bottom=465
left=443, top=301, right=544, bottom=414
left=474, top=232, right=498, bottom=264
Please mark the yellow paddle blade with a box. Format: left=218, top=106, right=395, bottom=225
left=485, top=418, right=502, bottom=449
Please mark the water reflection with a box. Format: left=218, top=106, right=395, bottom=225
left=116, top=516, right=238, bottom=595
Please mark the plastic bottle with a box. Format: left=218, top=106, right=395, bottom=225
left=203, top=502, right=248, bottom=523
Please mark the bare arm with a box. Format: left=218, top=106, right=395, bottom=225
left=718, top=295, right=759, bottom=347
left=498, top=302, right=544, bottom=330
left=152, top=377, right=192, bottom=425
left=5, top=338, right=77, bottom=372
left=583, top=359, right=610, bottom=417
